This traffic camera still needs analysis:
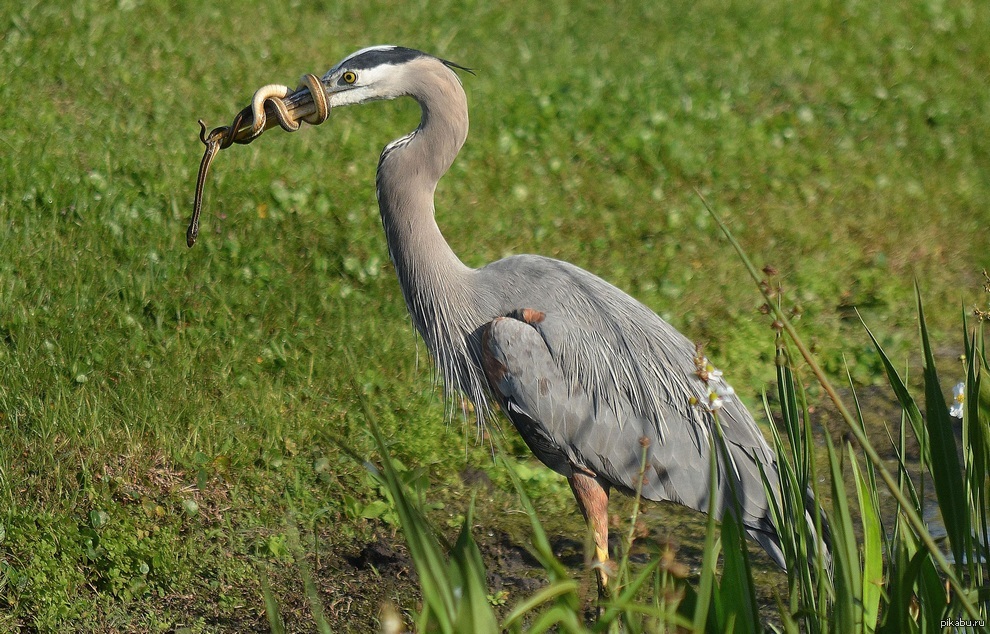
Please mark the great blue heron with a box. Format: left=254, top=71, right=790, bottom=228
left=207, top=45, right=828, bottom=588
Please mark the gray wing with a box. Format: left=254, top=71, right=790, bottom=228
left=480, top=309, right=786, bottom=567
left=477, top=256, right=774, bottom=456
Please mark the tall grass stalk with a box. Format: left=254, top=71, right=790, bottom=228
left=760, top=347, right=830, bottom=631
left=700, top=193, right=985, bottom=623
left=361, top=398, right=500, bottom=634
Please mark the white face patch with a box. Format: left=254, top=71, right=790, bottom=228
left=324, top=64, right=408, bottom=107
left=321, top=46, right=469, bottom=110
left=323, top=47, right=431, bottom=107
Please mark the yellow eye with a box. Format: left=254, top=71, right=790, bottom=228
left=342, top=71, right=357, bottom=84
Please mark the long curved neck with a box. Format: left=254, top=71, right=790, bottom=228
left=376, top=59, right=473, bottom=314
left=370, top=57, right=500, bottom=424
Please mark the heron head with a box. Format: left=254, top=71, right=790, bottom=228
left=308, top=45, right=471, bottom=108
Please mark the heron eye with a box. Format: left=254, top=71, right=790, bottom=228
left=342, top=71, right=357, bottom=85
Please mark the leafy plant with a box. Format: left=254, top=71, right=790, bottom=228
left=707, top=198, right=989, bottom=632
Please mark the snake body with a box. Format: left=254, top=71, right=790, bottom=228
left=187, top=73, right=330, bottom=247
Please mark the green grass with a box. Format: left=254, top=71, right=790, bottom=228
left=2, top=0, right=990, bottom=631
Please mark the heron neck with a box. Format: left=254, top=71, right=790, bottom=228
left=375, top=63, right=475, bottom=329
left=377, top=66, right=473, bottom=282
left=370, top=60, right=498, bottom=424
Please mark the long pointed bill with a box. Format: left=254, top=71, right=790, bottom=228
left=187, top=74, right=331, bottom=247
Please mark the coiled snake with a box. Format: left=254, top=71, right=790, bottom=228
left=187, top=73, right=330, bottom=247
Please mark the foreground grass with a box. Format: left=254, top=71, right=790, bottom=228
left=2, top=0, right=989, bottom=630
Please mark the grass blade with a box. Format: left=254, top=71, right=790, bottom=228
left=825, top=435, right=861, bottom=633
left=260, top=568, right=286, bottom=634
left=502, top=580, right=581, bottom=630
left=595, top=558, right=662, bottom=630
left=719, top=512, right=758, bottom=634
left=964, top=321, right=989, bottom=589
left=449, top=500, right=499, bottom=634
left=691, top=435, right=723, bottom=634
left=284, top=519, right=333, bottom=634
left=849, top=444, right=882, bottom=632
left=861, top=316, right=926, bottom=451
left=498, top=457, right=573, bottom=585
left=877, top=542, right=925, bottom=634
left=361, top=400, right=457, bottom=631
left=915, top=287, right=970, bottom=573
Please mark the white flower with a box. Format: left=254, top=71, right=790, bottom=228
left=949, top=382, right=965, bottom=419
left=708, top=391, right=724, bottom=411
left=715, top=383, right=735, bottom=398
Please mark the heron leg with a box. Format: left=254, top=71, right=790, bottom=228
left=568, top=470, right=612, bottom=596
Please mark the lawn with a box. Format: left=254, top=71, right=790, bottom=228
left=1, top=0, right=989, bottom=631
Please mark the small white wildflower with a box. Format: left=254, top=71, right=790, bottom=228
left=708, top=391, right=724, bottom=411
left=694, top=354, right=727, bottom=384
left=949, top=382, right=965, bottom=419
left=715, top=383, right=735, bottom=398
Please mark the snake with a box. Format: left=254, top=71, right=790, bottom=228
left=187, top=73, right=330, bottom=247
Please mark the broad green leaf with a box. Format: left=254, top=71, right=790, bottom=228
left=826, top=436, right=861, bottom=633
left=849, top=444, right=882, bottom=632
left=916, top=289, right=969, bottom=573
left=450, top=503, right=499, bottom=634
